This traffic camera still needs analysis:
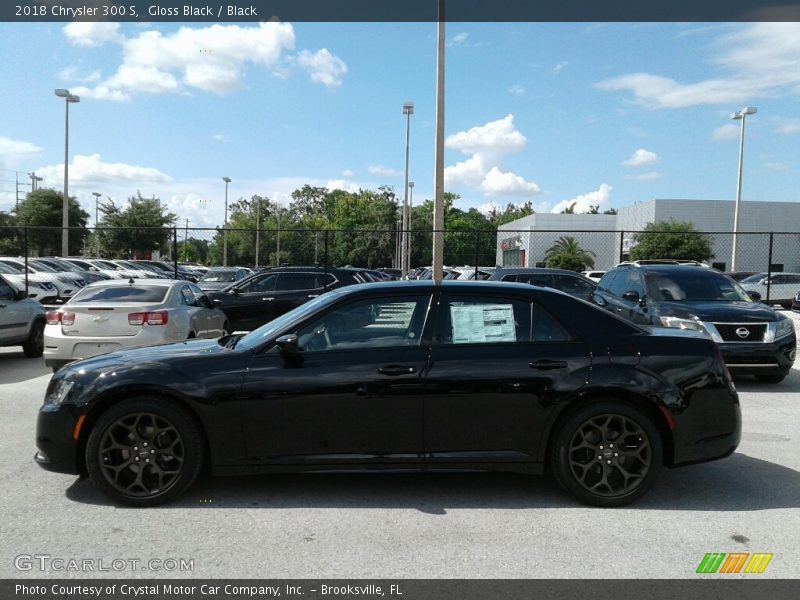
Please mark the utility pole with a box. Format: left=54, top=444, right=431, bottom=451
left=92, top=191, right=102, bottom=258
left=431, top=0, right=446, bottom=282
left=255, top=199, right=261, bottom=268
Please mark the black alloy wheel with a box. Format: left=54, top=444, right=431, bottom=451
left=86, top=398, right=204, bottom=506
left=550, top=401, right=662, bottom=507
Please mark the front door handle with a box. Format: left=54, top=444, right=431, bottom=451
left=261, top=297, right=275, bottom=302
left=308, top=294, right=319, bottom=298
left=378, top=365, right=417, bottom=376
left=529, top=360, right=568, bottom=370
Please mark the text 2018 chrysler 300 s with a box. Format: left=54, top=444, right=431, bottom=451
left=35, top=281, right=740, bottom=507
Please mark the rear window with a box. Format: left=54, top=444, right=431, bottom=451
left=71, top=285, right=168, bottom=303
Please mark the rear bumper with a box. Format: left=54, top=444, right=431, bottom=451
left=719, top=335, right=796, bottom=375
left=44, top=326, right=172, bottom=365
left=671, top=389, right=742, bottom=467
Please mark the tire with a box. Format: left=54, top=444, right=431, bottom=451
left=22, top=320, right=44, bottom=358
left=549, top=400, right=662, bottom=507
left=85, top=397, right=204, bottom=507
left=755, top=371, right=787, bottom=384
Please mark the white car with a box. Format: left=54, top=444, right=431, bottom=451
left=740, top=272, right=800, bottom=308
left=0, top=258, right=81, bottom=301
left=581, top=270, right=606, bottom=282
left=0, top=262, right=58, bottom=303
left=44, top=279, right=229, bottom=371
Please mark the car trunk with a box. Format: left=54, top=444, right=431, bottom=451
left=60, top=303, right=166, bottom=337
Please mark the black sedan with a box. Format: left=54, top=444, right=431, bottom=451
left=35, top=281, right=741, bottom=507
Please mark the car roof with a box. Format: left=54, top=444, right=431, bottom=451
left=493, top=267, right=587, bottom=276
left=83, top=278, right=179, bottom=288
left=615, top=264, right=725, bottom=275
left=328, top=279, right=567, bottom=296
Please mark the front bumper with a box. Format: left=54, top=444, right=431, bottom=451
left=35, top=404, right=82, bottom=475
left=719, top=335, right=796, bottom=375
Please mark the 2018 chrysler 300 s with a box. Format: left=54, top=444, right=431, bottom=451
left=35, top=281, right=741, bottom=507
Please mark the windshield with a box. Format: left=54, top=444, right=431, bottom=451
left=235, top=291, right=341, bottom=351
left=740, top=273, right=767, bottom=283
left=646, top=273, right=752, bottom=303
left=0, top=263, right=20, bottom=274
left=201, top=270, right=237, bottom=283
left=28, top=260, right=58, bottom=273
left=70, top=285, right=169, bottom=303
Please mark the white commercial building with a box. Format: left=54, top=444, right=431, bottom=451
left=497, top=199, right=800, bottom=272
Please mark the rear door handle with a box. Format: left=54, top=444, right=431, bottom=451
left=261, top=297, right=275, bottom=302
left=308, top=294, right=319, bottom=298
left=529, top=360, right=568, bottom=370
left=378, top=365, right=417, bottom=376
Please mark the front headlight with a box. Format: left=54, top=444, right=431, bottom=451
left=775, top=316, right=795, bottom=340
left=46, top=380, right=74, bottom=405
left=659, top=316, right=722, bottom=343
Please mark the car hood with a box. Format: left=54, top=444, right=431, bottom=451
left=656, top=300, right=777, bottom=322
left=64, top=339, right=228, bottom=373
left=198, top=281, right=234, bottom=291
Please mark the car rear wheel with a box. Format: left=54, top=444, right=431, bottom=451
left=549, top=401, right=662, bottom=507
left=22, top=320, right=44, bottom=358
left=85, top=398, right=204, bottom=507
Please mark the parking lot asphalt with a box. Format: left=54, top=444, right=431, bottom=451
left=1, top=316, right=799, bottom=580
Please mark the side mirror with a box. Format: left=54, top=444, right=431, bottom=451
left=622, top=291, right=640, bottom=303
left=747, top=290, right=762, bottom=302
left=275, top=334, right=302, bottom=366
left=14, top=289, right=27, bottom=301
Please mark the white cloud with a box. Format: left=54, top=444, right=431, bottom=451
left=597, top=23, right=800, bottom=109
left=59, top=66, right=102, bottom=83
left=477, top=201, right=502, bottom=215
left=296, top=48, right=347, bottom=88
left=764, top=162, right=789, bottom=172
left=211, top=134, right=226, bottom=142
left=341, top=169, right=354, bottom=177
left=62, top=23, right=347, bottom=100
left=367, top=164, right=399, bottom=177
left=550, top=184, right=613, bottom=214
left=776, top=119, right=800, bottom=135
left=480, top=167, right=541, bottom=197
left=446, top=114, right=527, bottom=158
left=35, top=154, right=171, bottom=186
left=0, top=137, right=43, bottom=157
left=622, top=148, right=659, bottom=167
left=63, top=22, right=122, bottom=47
left=712, top=124, right=740, bottom=141
left=552, top=61, right=569, bottom=75
left=444, top=115, right=540, bottom=198
left=448, top=32, right=469, bottom=47
left=324, top=179, right=360, bottom=193
left=508, top=83, right=526, bottom=96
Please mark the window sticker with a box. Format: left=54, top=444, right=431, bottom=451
left=450, top=304, right=516, bottom=344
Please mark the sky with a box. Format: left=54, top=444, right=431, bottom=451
left=1, top=21, right=799, bottom=228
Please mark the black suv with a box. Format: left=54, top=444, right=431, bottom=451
left=592, top=264, right=796, bottom=383
left=207, top=266, right=360, bottom=331
left=488, top=268, right=596, bottom=300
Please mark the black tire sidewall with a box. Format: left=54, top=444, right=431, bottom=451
left=550, top=400, right=663, bottom=508
left=23, top=321, right=44, bottom=358
left=85, top=397, right=204, bottom=507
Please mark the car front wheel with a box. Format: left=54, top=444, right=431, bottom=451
left=22, top=320, right=44, bottom=358
left=85, top=398, right=204, bottom=507
left=549, top=401, right=662, bottom=507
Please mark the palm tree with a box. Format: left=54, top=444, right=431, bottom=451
left=560, top=202, right=577, bottom=214
left=544, top=236, right=596, bottom=271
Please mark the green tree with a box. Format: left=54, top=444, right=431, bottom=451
left=586, top=204, right=600, bottom=214
left=629, top=221, right=714, bottom=262
left=544, top=236, right=596, bottom=271
left=0, top=211, right=20, bottom=254
left=560, top=202, right=577, bottom=214
left=14, top=188, right=90, bottom=255
left=486, top=201, right=535, bottom=228
left=603, top=207, right=618, bottom=215
left=98, top=192, right=176, bottom=259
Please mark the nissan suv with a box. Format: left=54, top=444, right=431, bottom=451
left=0, top=275, right=45, bottom=358
left=592, top=263, right=795, bottom=383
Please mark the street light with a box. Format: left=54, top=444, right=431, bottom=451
left=92, top=192, right=102, bottom=258
left=401, top=101, right=414, bottom=275
left=431, top=7, right=446, bottom=282
left=255, top=198, right=261, bottom=269
left=55, top=88, right=80, bottom=257
left=407, top=181, right=414, bottom=269
left=222, top=176, right=231, bottom=266
left=730, top=106, right=757, bottom=271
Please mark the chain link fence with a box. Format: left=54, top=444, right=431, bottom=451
left=0, top=225, right=797, bottom=304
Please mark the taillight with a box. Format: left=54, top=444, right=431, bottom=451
left=128, top=311, right=168, bottom=326
left=46, top=311, right=61, bottom=325
left=61, top=312, right=75, bottom=326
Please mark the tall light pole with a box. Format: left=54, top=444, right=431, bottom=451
left=730, top=106, right=757, bottom=271
left=92, top=192, right=102, bottom=258
left=55, top=89, right=80, bottom=257
left=255, top=198, right=261, bottom=269
left=407, top=181, right=415, bottom=269
left=275, top=200, right=282, bottom=267
left=431, top=2, right=446, bottom=282
left=401, top=101, right=414, bottom=275
left=222, top=176, right=231, bottom=266
left=184, top=217, right=190, bottom=262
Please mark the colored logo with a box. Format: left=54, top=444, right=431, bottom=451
left=696, top=552, right=773, bottom=574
